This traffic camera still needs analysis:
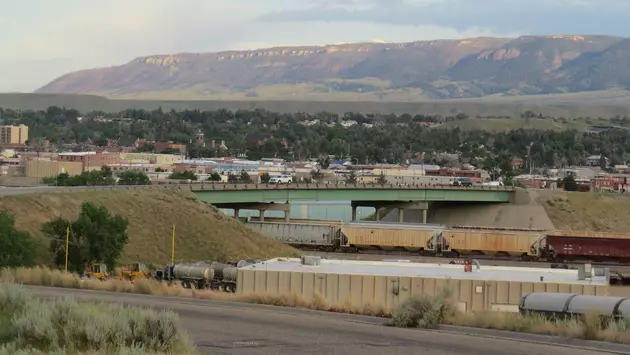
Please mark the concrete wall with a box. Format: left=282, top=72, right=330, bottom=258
left=237, top=269, right=609, bottom=313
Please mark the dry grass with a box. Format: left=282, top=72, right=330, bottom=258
left=537, top=190, right=630, bottom=232
left=0, top=189, right=299, bottom=265
left=387, top=284, right=630, bottom=345
left=0, top=267, right=190, bottom=298
left=448, top=311, right=630, bottom=344
left=0, top=283, right=197, bottom=354
left=6, top=267, right=630, bottom=346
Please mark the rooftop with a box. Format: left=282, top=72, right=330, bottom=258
left=242, top=258, right=609, bottom=285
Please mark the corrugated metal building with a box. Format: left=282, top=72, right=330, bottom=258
left=237, top=258, right=610, bottom=313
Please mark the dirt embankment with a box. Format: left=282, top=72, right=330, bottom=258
left=381, top=189, right=630, bottom=232
left=536, top=190, right=630, bottom=232
left=381, top=189, right=556, bottom=229
left=0, top=189, right=298, bottom=265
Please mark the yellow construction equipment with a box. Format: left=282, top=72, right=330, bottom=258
left=84, top=263, right=109, bottom=280
left=121, top=262, right=150, bottom=281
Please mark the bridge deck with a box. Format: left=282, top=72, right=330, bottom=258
left=191, top=183, right=514, bottom=204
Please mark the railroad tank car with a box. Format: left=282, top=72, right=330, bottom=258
left=245, top=221, right=342, bottom=251
left=519, top=293, right=630, bottom=320
left=544, top=236, right=630, bottom=262
left=440, top=228, right=545, bottom=260
left=340, top=222, right=445, bottom=254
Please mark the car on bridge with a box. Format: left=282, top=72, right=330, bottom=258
left=269, top=174, right=293, bottom=184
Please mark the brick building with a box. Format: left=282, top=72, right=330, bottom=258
left=58, top=152, right=120, bottom=172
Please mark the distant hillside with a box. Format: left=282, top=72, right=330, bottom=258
left=36, top=35, right=630, bottom=101
left=3, top=93, right=630, bottom=119
left=0, top=189, right=298, bottom=265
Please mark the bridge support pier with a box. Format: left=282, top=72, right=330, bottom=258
left=352, top=201, right=429, bottom=223
left=213, top=202, right=291, bottom=222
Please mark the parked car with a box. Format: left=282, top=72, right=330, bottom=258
left=269, top=174, right=293, bottom=184
left=452, top=177, right=473, bottom=187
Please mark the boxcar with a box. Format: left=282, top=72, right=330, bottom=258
left=246, top=222, right=342, bottom=251
left=340, top=222, right=445, bottom=254
left=441, top=229, right=544, bottom=259
left=545, top=236, right=630, bottom=262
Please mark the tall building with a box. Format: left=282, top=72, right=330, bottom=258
left=0, top=125, right=29, bottom=145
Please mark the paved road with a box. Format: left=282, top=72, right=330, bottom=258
left=25, top=286, right=630, bottom=355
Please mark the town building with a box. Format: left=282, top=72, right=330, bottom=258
left=0, top=125, right=28, bottom=145
left=58, top=151, right=120, bottom=172
left=25, top=158, right=83, bottom=178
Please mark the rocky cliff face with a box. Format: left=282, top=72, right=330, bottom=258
left=37, top=35, right=628, bottom=100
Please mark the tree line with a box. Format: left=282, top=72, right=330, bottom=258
left=0, top=203, right=129, bottom=273
left=2, top=106, right=629, bottom=168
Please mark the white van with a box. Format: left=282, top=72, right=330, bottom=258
left=269, top=174, right=293, bottom=184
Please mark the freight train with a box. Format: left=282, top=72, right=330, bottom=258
left=245, top=220, right=630, bottom=264
left=155, top=259, right=259, bottom=292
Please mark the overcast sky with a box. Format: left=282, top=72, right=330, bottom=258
left=2, top=0, right=628, bottom=92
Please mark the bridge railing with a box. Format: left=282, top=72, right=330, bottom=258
left=174, top=181, right=516, bottom=191
left=15, top=181, right=516, bottom=194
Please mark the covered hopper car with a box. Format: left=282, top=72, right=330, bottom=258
left=245, top=220, right=630, bottom=263
left=245, top=221, right=344, bottom=251
left=340, top=222, right=445, bottom=254
left=439, top=228, right=545, bottom=260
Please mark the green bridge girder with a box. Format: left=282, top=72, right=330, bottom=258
left=191, top=184, right=514, bottom=204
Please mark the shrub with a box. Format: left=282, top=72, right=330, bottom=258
left=390, top=283, right=454, bottom=329
left=0, top=284, right=197, bottom=354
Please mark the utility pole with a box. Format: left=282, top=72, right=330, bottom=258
left=65, top=227, right=70, bottom=272
left=171, top=224, right=175, bottom=265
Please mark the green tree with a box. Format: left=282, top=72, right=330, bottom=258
left=117, top=171, right=150, bottom=185
left=240, top=170, right=253, bottom=184
left=260, top=172, right=271, bottom=183
left=0, top=212, right=39, bottom=267
left=169, top=171, right=197, bottom=180
left=227, top=173, right=239, bottom=184
left=207, top=172, right=222, bottom=182
left=563, top=175, right=578, bottom=191
left=377, top=172, right=388, bottom=184
left=44, top=203, right=129, bottom=272
left=318, top=157, right=330, bottom=169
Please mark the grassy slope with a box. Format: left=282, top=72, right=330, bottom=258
left=537, top=190, right=630, bottom=232
left=0, top=189, right=298, bottom=265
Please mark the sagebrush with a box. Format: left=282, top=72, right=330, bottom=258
left=0, top=283, right=197, bottom=354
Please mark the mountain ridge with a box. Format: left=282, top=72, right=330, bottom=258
left=37, top=35, right=630, bottom=101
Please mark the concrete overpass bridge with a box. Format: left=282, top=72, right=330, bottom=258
left=0, top=182, right=515, bottom=223
left=190, top=183, right=515, bottom=223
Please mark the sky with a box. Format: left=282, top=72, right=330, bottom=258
left=2, top=0, right=629, bottom=92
